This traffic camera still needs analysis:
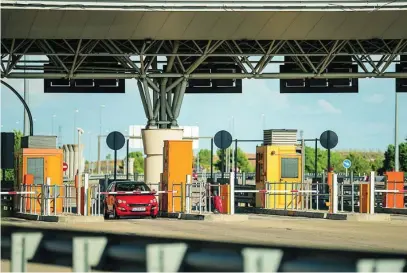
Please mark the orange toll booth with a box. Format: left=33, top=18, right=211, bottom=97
left=160, top=140, right=193, bottom=213
left=16, top=146, right=64, bottom=214
left=383, top=172, right=405, bottom=209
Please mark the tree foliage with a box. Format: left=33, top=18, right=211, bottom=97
left=193, top=149, right=212, bottom=171
left=304, top=140, right=407, bottom=174
left=127, top=151, right=144, bottom=174
left=214, top=147, right=254, bottom=173
left=382, top=141, right=407, bottom=172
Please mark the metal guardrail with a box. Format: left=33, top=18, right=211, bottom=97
left=1, top=224, right=407, bottom=272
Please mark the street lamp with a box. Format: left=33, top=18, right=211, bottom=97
left=74, top=109, right=79, bottom=143
left=77, top=127, right=84, bottom=215
left=99, top=105, right=105, bottom=135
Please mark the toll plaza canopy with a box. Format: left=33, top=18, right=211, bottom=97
left=2, top=0, right=407, bottom=40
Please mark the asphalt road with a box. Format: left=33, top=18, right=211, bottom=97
left=2, top=214, right=407, bottom=272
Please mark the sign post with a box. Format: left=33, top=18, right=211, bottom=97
left=342, top=159, right=352, bottom=177
left=214, top=130, right=233, bottom=179
left=106, top=131, right=126, bottom=181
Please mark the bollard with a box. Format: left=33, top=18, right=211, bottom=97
left=84, top=173, right=89, bottom=216
left=46, top=178, right=51, bottom=216
left=97, top=184, right=101, bottom=216
left=19, top=185, right=23, bottom=213
left=186, top=175, right=191, bottom=214
left=230, top=172, right=235, bottom=215
left=351, top=171, right=354, bottom=213
left=369, top=171, right=375, bottom=214
left=54, top=184, right=57, bottom=216
left=330, top=173, right=338, bottom=214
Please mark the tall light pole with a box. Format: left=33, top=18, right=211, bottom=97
left=73, top=109, right=79, bottom=143
left=99, top=105, right=105, bottom=135
left=23, top=55, right=30, bottom=136
left=97, top=104, right=105, bottom=174
left=394, top=92, right=399, bottom=171
left=51, top=115, right=56, bottom=135
left=88, top=131, right=92, bottom=173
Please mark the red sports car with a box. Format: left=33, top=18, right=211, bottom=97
left=103, top=181, right=159, bottom=219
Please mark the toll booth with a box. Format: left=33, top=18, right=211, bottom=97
left=383, top=171, right=405, bottom=209
left=160, top=140, right=193, bottom=213
left=255, top=129, right=302, bottom=209
left=15, top=136, right=63, bottom=214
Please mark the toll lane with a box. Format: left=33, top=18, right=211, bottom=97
left=2, top=216, right=407, bottom=254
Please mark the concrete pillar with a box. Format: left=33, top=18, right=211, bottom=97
left=68, top=144, right=74, bottom=179
left=128, top=158, right=135, bottom=175
left=142, top=128, right=183, bottom=190
left=73, top=144, right=79, bottom=175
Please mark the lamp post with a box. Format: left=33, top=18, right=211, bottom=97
left=76, top=127, right=85, bottom=215
left=73, top=109, right=79, bottom=143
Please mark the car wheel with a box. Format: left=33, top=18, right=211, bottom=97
left=151, top=215, right=158, bottom=219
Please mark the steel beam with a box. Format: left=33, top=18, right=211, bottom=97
left=5, top=72, right=407, bottom=79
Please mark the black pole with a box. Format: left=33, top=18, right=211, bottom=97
left=113, top=133, right=117, bottom=180
left=234, top=139, right=238, bottom=185
left=114, top=150, right=117, bottom=181
left=314, top=138, right=318, bottom=181
left=1, top=80, right=34, bottom=136
left=210, top=138, right=214, bottom=182
left=126, top=139, right=129, bottom=180
left=327, top=131, right=331, bottom=172
left=221, top=149, right=225, bottom=179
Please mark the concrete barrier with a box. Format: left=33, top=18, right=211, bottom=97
left=15, top=213, right=104, bottom=223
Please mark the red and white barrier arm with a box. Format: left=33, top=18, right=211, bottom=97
left=375, top=189, right=407, bottom=193
left=234, top=190, right=319, bottom=193
left=98, top=190, right=177, bottom=195
left=0, top=191, right=35, bottom=195
left=234, top=190, right=268, bottom=193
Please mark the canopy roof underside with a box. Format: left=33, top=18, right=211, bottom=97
left=2, top=9, right=407, bottom=40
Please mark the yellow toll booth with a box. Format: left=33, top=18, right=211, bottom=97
left=255, top=129, right=303, bottom=209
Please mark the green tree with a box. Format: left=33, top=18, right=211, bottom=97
left=106, top=154, right=112, bottom=160
left=196, top=149, right=212, bottom=171
left=214, top=148, right=254, bottom=173
left=383, top=141, right=407, bottom=172
left=346, top=152, right=371, bottom=174
left=128, top=151, right=144, bottom=174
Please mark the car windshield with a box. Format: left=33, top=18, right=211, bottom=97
left=115, top=182, right=151, bottom=192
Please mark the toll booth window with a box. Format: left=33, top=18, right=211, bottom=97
left=281, top=158, right=299, bottom=178
left=27, top=158, right=44, bottom=185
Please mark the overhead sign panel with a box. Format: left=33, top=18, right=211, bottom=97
left=280, top=56, right=359, bottom=93
left=396, top=55, right=407, bottom=93
left=173, top=57, right=242, bottom=94
left=43, top=57, right=125, bottom=93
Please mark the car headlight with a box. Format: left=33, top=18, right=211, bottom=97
left=117, top=199, right=126, bottom=204
left=150, top=199, right=157, bottom=204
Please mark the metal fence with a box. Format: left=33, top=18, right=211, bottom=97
left=2, top=224, right=406, bottom=272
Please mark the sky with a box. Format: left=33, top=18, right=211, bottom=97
left=1, top=61, right=406, bottom=161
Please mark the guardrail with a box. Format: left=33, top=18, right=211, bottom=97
left=1, top=224, right=406, bottom=272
